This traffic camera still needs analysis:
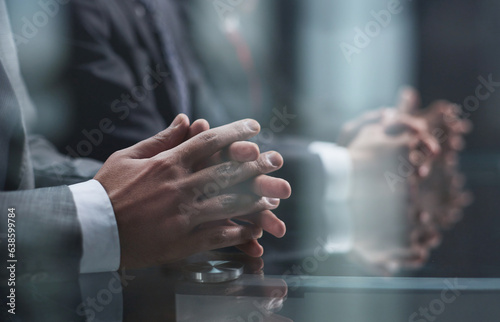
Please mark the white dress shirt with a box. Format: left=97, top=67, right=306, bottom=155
left=69, top=143, right=353, bottom=273
left=309, top=142, right=353, bottom=253
left=70, top=180, right=121, bottom=273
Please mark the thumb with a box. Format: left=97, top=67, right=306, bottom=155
left=125, top=114, right=190, bottom=159
left=397, top=86, right=421, bottom=114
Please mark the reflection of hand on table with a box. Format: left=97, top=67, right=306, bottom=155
left=417, top=162, right=473, bottom=230
left=176, top=272, right=291, bottom=322
left=349, top=193, right=435, bottom=275
left=346, top=118, right=439, bottom=199
left=341, top=86, right=471, bottom=186
left=349, top=160, right=471, bottom=275
left=397, top=87, right=472, bottom=164
left=170, top=250, right=266, bottom=275
left=327, top=87, right=472, bottom=275
left=348, top=162, right=471, bottom=273
left=170, top=250, right=291, bottom=321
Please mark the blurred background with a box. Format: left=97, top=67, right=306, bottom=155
left=5, top=0, right=500, bottom=277
left=7, top=0, right=500, bottom=151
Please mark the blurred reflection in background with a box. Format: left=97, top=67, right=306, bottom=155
left=349, top=154, right=472, bottom=276
left=176, top=0, right=500, bottom=280
left=6, top=1, right=500, bottom=321
left=10, top=1, right=500, bottom=147
left=6, top=1, right=72, bottom=142
left=185, top=0, right=500, bottom=148
left=8, top=0, right=500, bottom=293
left=186, top=0, right=416, bottom=136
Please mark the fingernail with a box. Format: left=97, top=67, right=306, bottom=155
left=253, top=227, right=263, bottom=239
left=266, top=152, right=282, bottom=168
left=245, top=120, right=260, bottom=132
left=266, top=197, right=280, bottom=208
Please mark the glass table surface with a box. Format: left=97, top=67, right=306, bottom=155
left=5, top=153, right=500, bottom=322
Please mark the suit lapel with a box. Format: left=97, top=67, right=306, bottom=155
left=118, top=0, right=190, bottom=117
left=0, top=0, right=34, bottom=190
left=120, top=0, right=166, bottom=73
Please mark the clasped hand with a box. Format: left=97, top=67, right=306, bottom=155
left=95, top=114, right=291, bottom=268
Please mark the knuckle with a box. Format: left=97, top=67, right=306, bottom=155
left=152, top=132, right=167, bottom=144
left=217, top=161, right=239, bottom=174
left=253, top=179, right=264, bottom=197
left=171, top=164, right=189, bottom=179
left=173, top=214, right=191, bottom=229
left=149, top=155, right=186, bottom=176
left=149, top=133, right=172, bottom=152
left=216, top=161, right=241, bottom=180
left=110, top=150, right=125, bottom=160
left=219, top=194, right=239, bottom=211
left=256, top=155, right=270, bottom=171
left=207, top=228, right=229, bottom=247
left=148, top=157, right=166, bottom=170
left=199, top=131, right=219, bottom=147
left=164, top=183, right=183, bottom=200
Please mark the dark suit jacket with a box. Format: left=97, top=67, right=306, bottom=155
left=0, top=0, right=103, bottom=277
left=0, top=60, right=82, bottom=277
left=64, top=0, right=226, bottom=161
left=64, top=0, right=333, bottom=251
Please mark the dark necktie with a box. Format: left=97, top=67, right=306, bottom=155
left=138, top=0, right=190, bottom=116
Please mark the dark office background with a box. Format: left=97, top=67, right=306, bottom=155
left=9, top=0, right=500, bottom=152
left=7, top=0, right=500, bottom=276
left=415, top=0, right=500, bottom=152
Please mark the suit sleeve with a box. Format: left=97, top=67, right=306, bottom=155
left=0, top=186, right=82, bottom=277
left=64, top=0, right=168, bottom=161
left=29, top=135, right=103, bottom=187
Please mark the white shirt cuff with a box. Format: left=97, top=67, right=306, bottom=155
left=70, top=180, right=121, bottom=273
left=308, top=141, right=353, bottom=253
left=308, top=141, right=352, bottom=201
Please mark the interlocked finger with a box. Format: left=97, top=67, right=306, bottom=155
left=185, top=151, right=284, bottom=191
left=191, top=194, right=280, bottom=226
